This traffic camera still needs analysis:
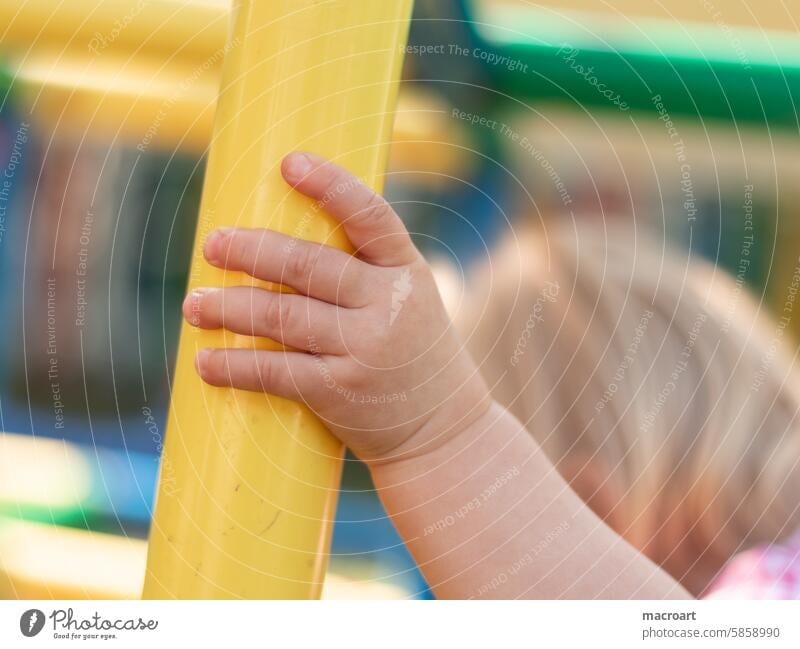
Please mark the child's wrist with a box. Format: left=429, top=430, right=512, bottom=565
left=365, top=394, right=497, bottom=479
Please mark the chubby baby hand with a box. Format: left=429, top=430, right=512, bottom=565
left=184, top=152, right=490, bottom=464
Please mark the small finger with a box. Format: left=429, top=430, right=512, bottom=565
left=183, top=287, right=348, bottom=354
left=281, top=151, right=419, bottom=267
left=195, top=348, right=322, bottom=400
left=204, top=227, right=370, bottom=307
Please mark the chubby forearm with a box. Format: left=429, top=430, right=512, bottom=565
left=370, top=402, right=691, bottom=599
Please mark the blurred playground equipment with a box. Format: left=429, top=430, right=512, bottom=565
left=1, top=0, right=800, bottom=599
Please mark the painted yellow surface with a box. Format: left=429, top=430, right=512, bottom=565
left=0, top=518, right=147, bottom=600
left=3, top=0, right=465, bottom=166
left=142, top=0, right=413, bottom=599
left=0, top=519, right=413, bottom=600
left=15, top=54, right=219, bottom=153
left=0, top=0, right=221, bottom=151
left=0, top=0, right=230, bottom=64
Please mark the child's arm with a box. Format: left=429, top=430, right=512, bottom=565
left=184, top=152, right=690, bottom=599
left=372, top=402, right=689, bottom=598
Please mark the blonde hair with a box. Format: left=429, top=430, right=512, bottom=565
left=463, top=223, right=800, bottom=595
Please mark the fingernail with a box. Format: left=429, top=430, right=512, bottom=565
left=283, top=152, right=314, bottom=182
left=185, top=289, right=207, bottom=326
left=205, top=228, right=233, bottom=264
left=195, top=348, right=211, bottom=374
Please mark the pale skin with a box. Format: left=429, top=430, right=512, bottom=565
left=184, top=151, right=690, bottom=599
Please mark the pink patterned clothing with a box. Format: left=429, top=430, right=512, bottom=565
left=705, top=530, right=800, bottom=599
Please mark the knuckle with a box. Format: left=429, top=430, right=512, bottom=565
left=373, top=323, right=394, bottom=349
left=208, top=290, right=229, bottom=325
left=278, top=298, right=295, bottom=332
left=340, top=361, right=370, bottom=392
left=261, top=294, right=294, bottom=334
left=357, top=191, right=390, bottom=229
left=206, top=350, right=228, bottom=384
left=285, top=242, right=317, bottom=285
left=317, top=168, right=344, bottom=204
left=255, top=354, right=274, bottom=388
left=226, top=231, right=250, bottom=266
left=347, top=318, right=384, bottom=358
left=261, top=294, right=283, bottom=331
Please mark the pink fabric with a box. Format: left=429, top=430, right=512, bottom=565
left=705, top=530, right=800, bottom=599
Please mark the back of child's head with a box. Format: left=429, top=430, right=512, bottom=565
left=463, top=222, right=800, bottom=595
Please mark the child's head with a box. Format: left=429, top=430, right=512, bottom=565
left=463, top=223, right=800, bottom=595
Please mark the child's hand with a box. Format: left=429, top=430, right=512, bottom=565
left=184, top=152, right=490, bottom=464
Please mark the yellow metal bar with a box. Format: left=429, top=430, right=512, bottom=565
left=0, top=0, right=229, bottom=65
left=143, top=0, right=413, bottom=599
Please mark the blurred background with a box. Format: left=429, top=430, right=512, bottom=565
left=1, top=0, right=799, bottom=598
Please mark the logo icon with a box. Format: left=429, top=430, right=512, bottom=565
left=20, top=609, right=45, bottom=637
left=390, top=268, right=412, bottom=326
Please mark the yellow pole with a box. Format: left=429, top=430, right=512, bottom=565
left=143, top=0, right=413, bottom=599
